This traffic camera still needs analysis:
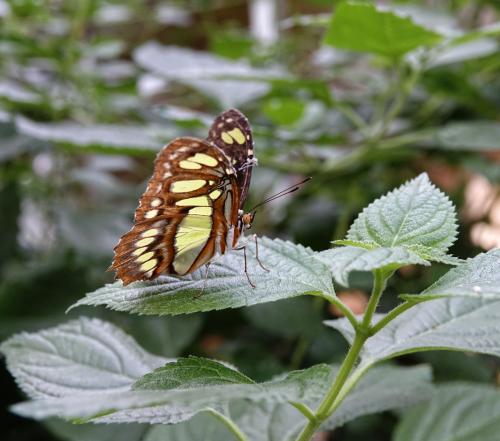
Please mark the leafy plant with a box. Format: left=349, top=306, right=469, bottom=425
left=3, top=173, right=500, bottom=440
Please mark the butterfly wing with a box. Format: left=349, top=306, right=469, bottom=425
left=207, top=108, right=254, bottom=208
left=111, top=137, right=240, bottom=285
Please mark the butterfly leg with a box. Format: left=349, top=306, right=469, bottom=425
left=235, top=245, right=256, bottom=288
left=253, top=234, right=270, bottom=272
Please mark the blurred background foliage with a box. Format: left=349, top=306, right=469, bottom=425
left=1, top=0, right=500, bottom=440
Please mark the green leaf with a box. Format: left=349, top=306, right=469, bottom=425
left=44, top=420, right=150, bottom=441
left=316, top=245, right=429, bottom=286
left=346, top=173, right=457, bottom=259
left=402, top=249, right=500, bottom=302
left=134, top=356, right=255, bottom=390
left=11, top=364, right=332, bottom=424
left=326, top=297, right=500, bottom=364
left=324, top=2, right=442, bottom=58
left=425, top=121, right=500, bottom=151
left=71, top=237, right=335, bottom=316
left=15, top=116, right=162, bottom=155
left=394, top=384, right=500, bottom=441
left=0, top=317, right=167, bottom=399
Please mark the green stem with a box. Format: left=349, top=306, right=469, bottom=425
left=329, top=297, right=359, bottom=330
left=206, top=409, right=248, bottom=441
left=294, top=332, right=367, bottom=441
left=362, top=270, right=386, bottom=328
left=290, top=335, right=309, bottom=370
left=294, top=271, right=389, bottom=441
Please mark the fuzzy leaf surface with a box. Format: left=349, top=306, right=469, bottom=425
left=346, top=173, right=457, bottom=259
left=394, top=384, right=500, bottom=441
left=72, top=237, right=334, bottom=316
left=316, top=245, right=428, bottom=286
left=324, top=2, right=442, bottom=57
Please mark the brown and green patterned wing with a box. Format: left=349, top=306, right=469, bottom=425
left=207, top=108, right=254, bottom=208
left=110, top=137, right=240, bottom=285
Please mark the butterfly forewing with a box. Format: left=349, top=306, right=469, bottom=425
left=111, top=137, right=240, bottom=285
left=207, top=108, right=254, bottom=208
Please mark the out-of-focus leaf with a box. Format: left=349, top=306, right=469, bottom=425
left=261, top=97, right=306, bottom=126
left=430, top=38, right=499, bottom=67
left=324, top=2, right=442, bottom=57
left=71, top=237, right=335, bottom=316
left=244, top=297, right=324, bottom=338
left=394, top=384, right=500, bottom=441
left=133, top=42, right=284, bottom=107
left=15, top=116, right=161, bottom=154
left=423, top=121, right=500, bottom=151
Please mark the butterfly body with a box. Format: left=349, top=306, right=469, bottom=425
left=111, top=109, right=256, bottom=285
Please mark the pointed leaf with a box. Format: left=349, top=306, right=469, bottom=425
left=403, top=249, right=500, bottom=302
left=71, top=237, right=335, bottom=316
left=0, top=317, right=167, bottom=399
left=134, top=356, right=254, bottom=390
left=346, top=173, right=457, bottom=258
left=324, top=2, right=442, bottom=57
left=394, top=384, right=500, bottom=441
left=316, top=246, right=428, bottom=286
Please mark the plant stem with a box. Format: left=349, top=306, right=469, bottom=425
left=362, top=270, right=386, bottom=328
left=294, top=270, right=388, bottom=441
left=206, top=409, right=248, bottom=441
left=294, top=332, right=367, bottom=441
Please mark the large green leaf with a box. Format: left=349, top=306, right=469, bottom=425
left=316, top=245, right=429, bottom=286
left=324, top=2, right=442, bottom=58
left=346, top=173, right=457, bottom=260
left=0, top=317, right=167, bottom=399
left=403, top=249, right=500, bottom=302
left=326, top=297, right=500, bottom=364
left=394, top=384, right=500, bottom=441
left=71, top=237, right=335, bottom=316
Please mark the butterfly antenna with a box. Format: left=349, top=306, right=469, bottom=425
left=250, top=177, right=311, bottom=212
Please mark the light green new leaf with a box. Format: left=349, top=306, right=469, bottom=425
left=394, top=384, right=500, bottom=441
left=316, top=245, right=429, bottom=286
left=326, top=297, right=500, bottom=364
left=346, top=173, right=457, bottom=259
left=72, top=237, right=335, bottom=316
left=324, top=2, right=442, bottom=58
left=134, top=356, right=254, bottom=390
left=403, top=249, right=500, bottom=302
left=0, top=317, right=167, bottom=399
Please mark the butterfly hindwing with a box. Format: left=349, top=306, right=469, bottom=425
left=207, top=108, right=254, bottom=208
left=111, top=137, right=240, bottom=285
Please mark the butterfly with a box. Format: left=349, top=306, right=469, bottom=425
left=110, top=108, right=263, bottom=286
